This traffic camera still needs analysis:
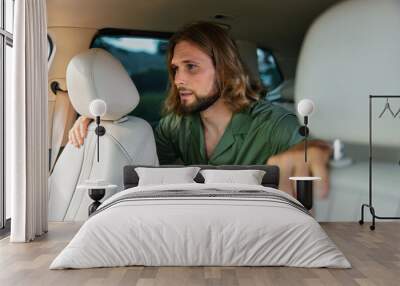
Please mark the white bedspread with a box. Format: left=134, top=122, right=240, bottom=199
left=50, top=183, right=351, bottom=269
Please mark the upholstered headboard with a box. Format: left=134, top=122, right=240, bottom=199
left=123, top=165, right=280, bottom=189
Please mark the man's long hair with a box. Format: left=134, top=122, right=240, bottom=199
left=163, top=21, right=261, bottom=115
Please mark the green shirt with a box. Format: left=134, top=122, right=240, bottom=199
left=155, top=100, right=304, bottom=165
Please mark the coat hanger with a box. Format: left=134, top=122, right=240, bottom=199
left=378, top=98, right=395, bottom=118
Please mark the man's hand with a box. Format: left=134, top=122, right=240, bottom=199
left=68, top=116, right=93, bottom=148
left=267, top=140, right=332, bottom=198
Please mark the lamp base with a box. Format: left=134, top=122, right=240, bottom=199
left=296, top=180, right=313, bottom=210
left=289, top=177, right=321, bottom=210
left=88, top=188, right=105, bottom=216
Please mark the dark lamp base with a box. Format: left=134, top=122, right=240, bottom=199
left=296, top=180, right=313, bottom=210
left=88, top=188, right=105, bottom=216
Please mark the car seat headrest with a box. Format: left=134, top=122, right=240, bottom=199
left=66, top=48, right=139, bottom=121
left=295, top=0, right=400, bottom=146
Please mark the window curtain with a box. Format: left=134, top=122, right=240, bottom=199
left=9, top=0, right=48, bottom=242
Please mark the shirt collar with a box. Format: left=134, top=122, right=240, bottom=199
left=186, top=104, right=254, bottom=161
left=188, top=105, right=253, bottom=135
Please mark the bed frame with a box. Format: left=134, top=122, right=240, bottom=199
left=123, top=165, right=280, bottom=189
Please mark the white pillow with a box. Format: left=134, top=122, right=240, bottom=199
left=200, top=169, right=266, bottom=185
left=135, top=167, right=201, bottom=186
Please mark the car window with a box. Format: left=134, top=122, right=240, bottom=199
left=91, top=33, right=170, bottom=128
left=48, top=35, right=53, bottom=61
left=257, top=48, right=283, bottom=94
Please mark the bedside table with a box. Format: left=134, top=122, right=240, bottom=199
left=77, top=182, right=118, bottom=216
left=289, top=176, right=321, bottom=210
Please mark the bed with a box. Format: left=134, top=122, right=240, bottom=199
left=50, top=165, right=350, bottom=269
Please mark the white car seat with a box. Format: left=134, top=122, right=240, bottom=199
left=48, top=48, right=159, bottom=221
left=295, top=0, right=400, bottom=221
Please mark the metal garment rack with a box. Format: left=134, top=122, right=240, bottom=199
left=359, top=95, right=400, bottom=230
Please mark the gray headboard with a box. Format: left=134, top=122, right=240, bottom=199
left=123, top=165, right=280, bottom=189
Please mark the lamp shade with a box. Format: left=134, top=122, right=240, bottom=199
left=89, top=99, right=107, bottom=117
left=297, top=99, right=315, bottom=116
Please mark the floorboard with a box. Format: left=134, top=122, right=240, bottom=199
left=0, top=222, right=399, bottom=286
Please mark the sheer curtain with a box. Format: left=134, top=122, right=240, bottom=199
left=9, top=0, right=48, bottom=242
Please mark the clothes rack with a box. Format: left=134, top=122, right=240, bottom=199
left=359, top=95, right=400, bottom=230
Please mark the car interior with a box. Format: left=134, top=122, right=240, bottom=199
left=45, top=0, right=400, bottom=222
left=2, top=0, right=400, bottom=284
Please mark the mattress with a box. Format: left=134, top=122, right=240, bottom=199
left=50, top=183, right=351, bottom=269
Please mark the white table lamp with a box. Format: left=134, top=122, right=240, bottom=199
left=291, top=99, right=319, bottom=210
left=297, top=99, right=315, bottom=162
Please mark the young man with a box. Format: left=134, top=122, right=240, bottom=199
left=69, top=22, right=332, bottom=197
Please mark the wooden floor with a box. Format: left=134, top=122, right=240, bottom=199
left=0, top=222, right=399, bottom=286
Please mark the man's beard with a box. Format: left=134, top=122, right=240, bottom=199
left=179, top=91, right=220, bottom=114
